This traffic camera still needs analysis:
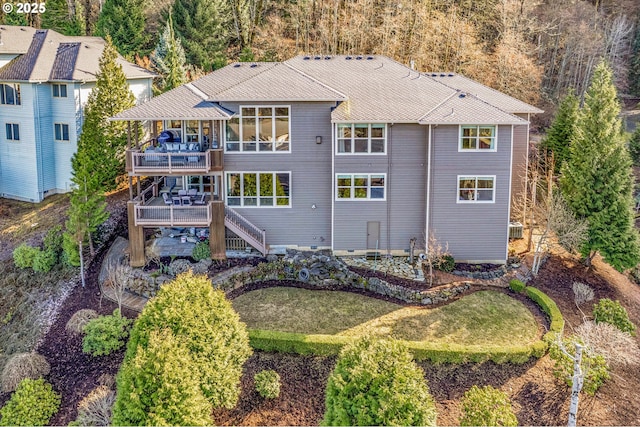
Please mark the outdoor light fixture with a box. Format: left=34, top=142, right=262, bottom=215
left=316, top=136, right=322, bottom=144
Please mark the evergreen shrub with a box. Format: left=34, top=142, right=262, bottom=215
left=509, top=279, right=526, bottom=293
left=593, top=298, right=636, bottom=335
left=32, top=249, right=58, bottom=273
left=82, top=310, right=132, bottom=356
left=12, top=244, right=40, bottom=269
left=0, top=378, right=60, bottom=426
left=254, top=369, right=280, bottom=399
left=436, top=254, right=456, bottom=272
left=192, top=241, right=210, bottom=261
left=549, top=336, right=610, bottom=395
left=459, top=385, right=517, bottom=426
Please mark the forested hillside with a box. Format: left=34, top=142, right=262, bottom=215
left=3, top=0, right=640, bottom=124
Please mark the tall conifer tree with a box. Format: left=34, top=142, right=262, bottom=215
left=95, top=0, right=149, bottom=58
left=560, top=60, right=640, bottom=271
left=151, top=12, right=187, bottom=92
left=629, top=16, right=640, bottom=97
left=540, top=90, right=579, bottom=174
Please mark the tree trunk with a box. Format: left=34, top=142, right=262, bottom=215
left=568, top=344, right=584, bottom=427
left=88, top=230, right=95, bottom=257
left=79, top=240, right=86, bottom=288
left=584, top=251, right=597, bottom=268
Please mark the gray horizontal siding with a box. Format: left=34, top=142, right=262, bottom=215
left=510, top=115, right=529, bottom=220
left=222, top=101, right=333, bottom=247
left=334, top=123, right=426, bottom=251
left=428, top=125, right=512, bottom=262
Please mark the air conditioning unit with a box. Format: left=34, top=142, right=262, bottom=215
left=509, top=221, right=523, bottom=239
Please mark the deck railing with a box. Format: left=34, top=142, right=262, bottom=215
left=134, top=202, right=214, bottom=226
left=126, top=149, right=223, bottom=174
left=224, top=206, right=267, bottom=255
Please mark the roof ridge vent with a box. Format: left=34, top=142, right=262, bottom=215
left=356, top=55, right=363, bottom=60
left=324, top=56, right=331, bottom=60
left=233, top=64, right=241, bottom=68
left=345, top=56, right=352, bottom=60
left=459, top=93, right=466, bottom=98
left=303, top=56, right=310, bottom=60
left=314, top=56, right=321, bottom=60
left=448, top=73, right=454, bottom=77
left=366, top=56, right=374, bottom=60
left=250, top=64, right=258, bottom=68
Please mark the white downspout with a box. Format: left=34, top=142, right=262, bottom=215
left=425, top=124, right=432, bottom=252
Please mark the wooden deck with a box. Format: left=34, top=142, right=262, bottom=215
left=134, top=197, right=219, bottom=227
left=125, top=149, right=223, bottom=175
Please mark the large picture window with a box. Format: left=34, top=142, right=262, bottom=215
left=458, top=176, right=495, bottom=203
left=5, top=123, right=20, bottom=141
left=54, top=123, right=70, bottom=141
left=459, top=125, right=496, bottom=151
left=336, top=173, right=386, bottom=200
left=337, top=123, right=385, bottom=154
left=0, top=83, right=21, bottom=105
left=226, top=106, right=290, bottom=152
left=226, top=172, right=290, bottom=207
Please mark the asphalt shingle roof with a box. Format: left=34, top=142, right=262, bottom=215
left=0, top=27, right=154, bottom=82
left=419, top=92, right=528, bottom=125
left=0, top=25, right=36, bottom=54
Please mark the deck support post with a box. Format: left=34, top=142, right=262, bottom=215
left=127, top=201, right=146, bottom=267
left=210, top=202, right=226, bottom=260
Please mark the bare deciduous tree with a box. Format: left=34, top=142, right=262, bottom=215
left=422, top=232, right=451, bottom=288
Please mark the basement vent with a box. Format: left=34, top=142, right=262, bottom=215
left=509, top=221, right=523, bottom=239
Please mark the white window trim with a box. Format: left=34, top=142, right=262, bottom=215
left=457, top=175, right=496, bottom=204
left=458, top=125, right=497, bottom=152
left=52, top=83, right=68, bottom=98
left=5, top=122, right=20, bottom=141
left=0, top=83, right=21, bottom=106
left=335, top=173, right=387, bottom=201
left=335, top=123, right=387, bottom=155
left=224, top=105, right=291, bottom=154
left=54, top=123, right=70, bottom=142
left=225, top=171, right=292, bottom=208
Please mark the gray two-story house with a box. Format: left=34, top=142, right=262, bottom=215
left=113, top=55, right=541, bottom=267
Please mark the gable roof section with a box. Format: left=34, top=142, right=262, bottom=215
left=419, top=92, right=528, bottom=125
left=191, top=62, right=346, bottom=102
left=430, top=73, right=543, bottom=114
left=0, top=25, right=36, bottom=55
left=111, top=83, right=232, bottom=121
left=0, top=27, right=154, bottom=82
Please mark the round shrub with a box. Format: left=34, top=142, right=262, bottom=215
left=82, top=310, right=132, bottom=356
left=323, top=337, right=437, bottom=426
left=12, top=244, right=40, bottom=269
left=113, top=329, right=213, bottom=426
left=0, top=378, right=61, bottom=426
left=32, top=249, right=58, bottom=273
left=192, top=241, right=211, bottom=262
left=254, top=370, right=281, bottom=399
left=459, top=385, right=517, bottom=426
left=436, top=254, right=456, bottom=272
left=509, top=279, right=526, bottom=293
left=74, top=385, right=115, bottom=426
left=65, top=309, right=99, bottom=334
left=112, top=272, right=252, bottom=425
left=593, top=298, right=636, bottom=335
left=549, top=336, right=610, bottom=396
left=1, top=352, right=51, bottom=393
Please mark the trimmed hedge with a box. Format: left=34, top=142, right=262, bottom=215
left=509, top=279, right=526, bottom=293
left=246, top=286, right=563, bottom=364
left=525, top=286, right=565, bottom=340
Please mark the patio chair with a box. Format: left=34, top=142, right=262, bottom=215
left=181, top=196, right=192, bottom=206
left=188, top=188, right=198, bottom=197
left=162, top=193, right=172, bottom=205
left=193, top=193, right=206, bottom=205
left=178, top=189, right=187, bottom=197
left=172, top=196, right=182, bottom=205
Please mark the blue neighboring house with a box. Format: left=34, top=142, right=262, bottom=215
left=0, top=25, right=155, bottom=202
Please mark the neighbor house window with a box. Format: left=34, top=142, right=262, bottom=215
left=0, top=83, right=21, bottom=105
left=54, top=123, right=70, bottom=141
left=336, top=173, right=386, bottom=200
left=459, top=125, right=496, bottom=151
left=458, top=176, right=495, bottom=203
left=225, top=106, right=290, bottom=152
left=52, top=84, right=68, bottom=98
left=336, top=123, right=386, bottom=154
left=5, top=123, right=20, bottom=141
left=226, top=172, right=290, bottom=207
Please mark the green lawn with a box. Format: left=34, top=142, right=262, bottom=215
left=232, top=287, right=539, bottom=347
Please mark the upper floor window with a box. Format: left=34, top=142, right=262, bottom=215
left=52, top=84, right=68, bottom=98
left=54, top=123, right=70, bottom=141
left=458, top=176, right=495, bottom=203
left=0, top=83, right=21, bottom=105
left=226, top=106, right=290, bottom=153
left=5, top=123, right=20, bottom=141
left=460, top=125, right=496, bottom=151
left=226, top=172, right=290, bottom=207
left=336, top=173, right=386, bottom=200
left=337, top=123, right=386, bottom=154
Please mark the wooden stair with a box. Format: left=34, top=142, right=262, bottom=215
left=224, top=206, right=268, bottom=256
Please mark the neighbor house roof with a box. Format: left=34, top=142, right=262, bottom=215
left=0, top=27, right=154, bottom=82
left=0, top=25, right=36, bottom=55
left=111, top=83, right=233, bottom=121
left=114, top=54, right=541, bottom=124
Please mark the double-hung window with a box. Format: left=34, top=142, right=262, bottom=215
left=459, top=125, right=496, bottom=151
left=226, top=172, right=290, bottom=207
left=336, top=173, right=386, bottom=200
left=226, top=106, right=290, bottom=152
left=337, top=123, right=385, bottom=154
left=54, top=123, right=70, bottom=141
left=5, top=123, right=20, bottom=141
left=458, top=176, right=495, bottom=203
left=0, top=83, right=21, bottom=105
left=52, top=84, right=68, bottom=98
